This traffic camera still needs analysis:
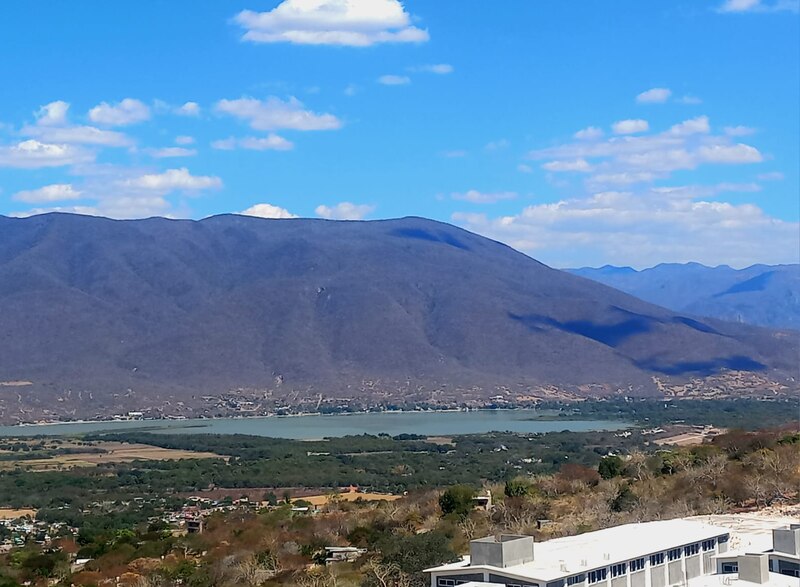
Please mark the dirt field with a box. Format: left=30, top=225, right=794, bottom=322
left=0, top=441, right=224, bottom=471
left=0, top=508, right=37, bottom=519
left=301, top=490, right=401, bottom=506
left=653, top=426, right=726, bottom=447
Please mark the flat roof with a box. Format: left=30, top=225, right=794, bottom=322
left=689, top=514, right=800, bottom=560
left=687, top=572, right=798, bottom=587
left=426, top=519, right=730, bottom=582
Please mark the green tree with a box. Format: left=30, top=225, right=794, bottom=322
left=504, top=478, right=535, bottom=498
left=598, top=455, right=624, bottom=479
left=438, top=485, right=475, bottom=517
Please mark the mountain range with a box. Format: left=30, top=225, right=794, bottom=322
left=0, top=213, right=796, bottom=422
left=568, top=263, right=799, bottom=330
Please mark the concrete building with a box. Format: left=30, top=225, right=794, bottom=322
left=426, top=520, right=732, bottom=587
left=426, top=519, right=800, bottom=587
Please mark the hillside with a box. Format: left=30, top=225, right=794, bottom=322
left=0, top=213, right=796, bottom=422
left=568, top=263, right=800, bottom=330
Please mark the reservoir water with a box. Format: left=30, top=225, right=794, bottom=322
left=0, top=410, right=628, bottom=439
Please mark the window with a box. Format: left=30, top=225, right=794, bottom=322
left=702, top=539, right=716, bottom=552
left=668, top=548, right=682, bottom=561
left=611, top=563, right=627, bottom=577
left=630, top=558, right=645, bottom=572
left=438, top=580, right=455, bottom=587
left=719, top=535, right=730, bottom=544
left=684, top=544, right=700, bottom=556
left=650, top=553, right=665, bottom=566
left=567, top=575, right=585, bottom=585
left=588, top=569, right=607, bottom=584
left=721, top=563, right=738, bottom=574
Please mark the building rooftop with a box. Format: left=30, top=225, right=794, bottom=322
left=687, top=572, right=798, bottom=587
left=690, top=513, right=800, bottom=560
left=426, top=519, right=730, bottom=582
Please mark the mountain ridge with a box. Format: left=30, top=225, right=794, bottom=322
left=0, top=213, right=796, bottom=423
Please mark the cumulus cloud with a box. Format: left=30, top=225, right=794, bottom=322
left=35, top=101, right=69, bottom=126
left=315, top=201, right=374, bottom=220
left=13, top=184, right=82, bottom=203
left=542, top=159, right=593, bottom=172
left=378, top=74, right=410, bottom=85
left=88, top=98, right=151, bottom=126
left=175, top=102, right=201, bottom=116
left=211, top=134, right=294, bottom=151
left=23, top=101, right=132, bottom=147
left=612, top=119, right=649, bottom=135
left=216, top=96, right=341, bottom=131
left=452, top=185, right=798, bottom=268
left=758, top=171, right=784, bottom=181
left=678, top=95, right=703, bottom=105
left=636, top=88, right=672, bottom=103
left=0, top=140, right=93, bottom=168
left=234, top=0, right=428, bottom=46
left=451, top=190, right=517, bottom=204
left=122, top=168, right=222, bottom=192
left=717, top=0, right=799, bottom=13
left=527, top=115, right=764, bottom=189
left=145, top=147, right=197, bottom=158
left=175, top=135, right=195, bottom=145
left=240, top=203, right=298, bottom=219
left=574, top=126, right=604, bottom=140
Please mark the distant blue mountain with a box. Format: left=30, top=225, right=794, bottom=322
left=568, top=263, right=800, bottom=330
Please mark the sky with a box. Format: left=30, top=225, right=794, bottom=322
left=0, top=0, right=798, bottom=268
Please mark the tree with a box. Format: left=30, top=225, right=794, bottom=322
left=598, top=456, right=624, bottom=480
left=438, top=485, right=475, bottom=517
left=504, top=478, right=535, bottom=498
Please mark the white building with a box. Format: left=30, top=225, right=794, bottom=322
left=425, top=519, right=800, bottom=587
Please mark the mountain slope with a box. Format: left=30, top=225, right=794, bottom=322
left=568, top=263, right=800, bottom=329
left=0, top=214, right=796, bottom=422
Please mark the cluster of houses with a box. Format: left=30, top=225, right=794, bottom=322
left=0, top=516, right=73, bottom=552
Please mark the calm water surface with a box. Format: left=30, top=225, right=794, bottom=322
left=0, top=410, right=628, bottom=439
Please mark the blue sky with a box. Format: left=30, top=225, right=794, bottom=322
left=0, top=0, right=797, bottom=268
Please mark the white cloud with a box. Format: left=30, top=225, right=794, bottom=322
left=636, top=88, right=672, bottom=104
left=89, top=99, right=151, bottom=126
left=344, top=84, right=359, bottom=96
left=452, top=186, right=798, bottom=268
left=378, top=74, right=410, bottom=85
left=122, top=168, right=222, bottom=192
left=668, top=115, right=710, bottom=136
left=757, top=171, right=784, bottom=181
left=216, top=96, right=341, bottom=131
left=678, top=95, right=703, bottom=105
left=211, top=134, right=294, bottom=151
left=175, top=102, right=201, bottom=116
left=234, top=0, right=429, bottom=46
left=588, top=171, right=659, bottom=186
left=542, top=158, right=593, bottom=172
left=724, top=125, right=757, bottom=136
left=717, top=0, right=799, bottom=13
left=23, top=124, right=132, bottom=147
left=35, top=101, right=69, bottom=126
left=13, top=184, right=82, bottom=203
left=145, top=147, right=197, bottom=158
left=574, top=126, right=604, bottom=141
left=175, top=135, right=195, bottom=145
left=315, top=201, right=374, bottom=220
left=696, top=143, right=763, bottom=164
left=451, top=190, right=517, bottom=204
left=0, top=140, right=93, bottom=168
left=517, top=164, right=533, bottom=173
left=411, top=64, right=453, bottom=74
left=612, top=119, right=649, bottom=135
left=240, top=203, right=298, bottom=219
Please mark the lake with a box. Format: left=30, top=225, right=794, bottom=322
left=0, top=410, right=628, bottom=439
